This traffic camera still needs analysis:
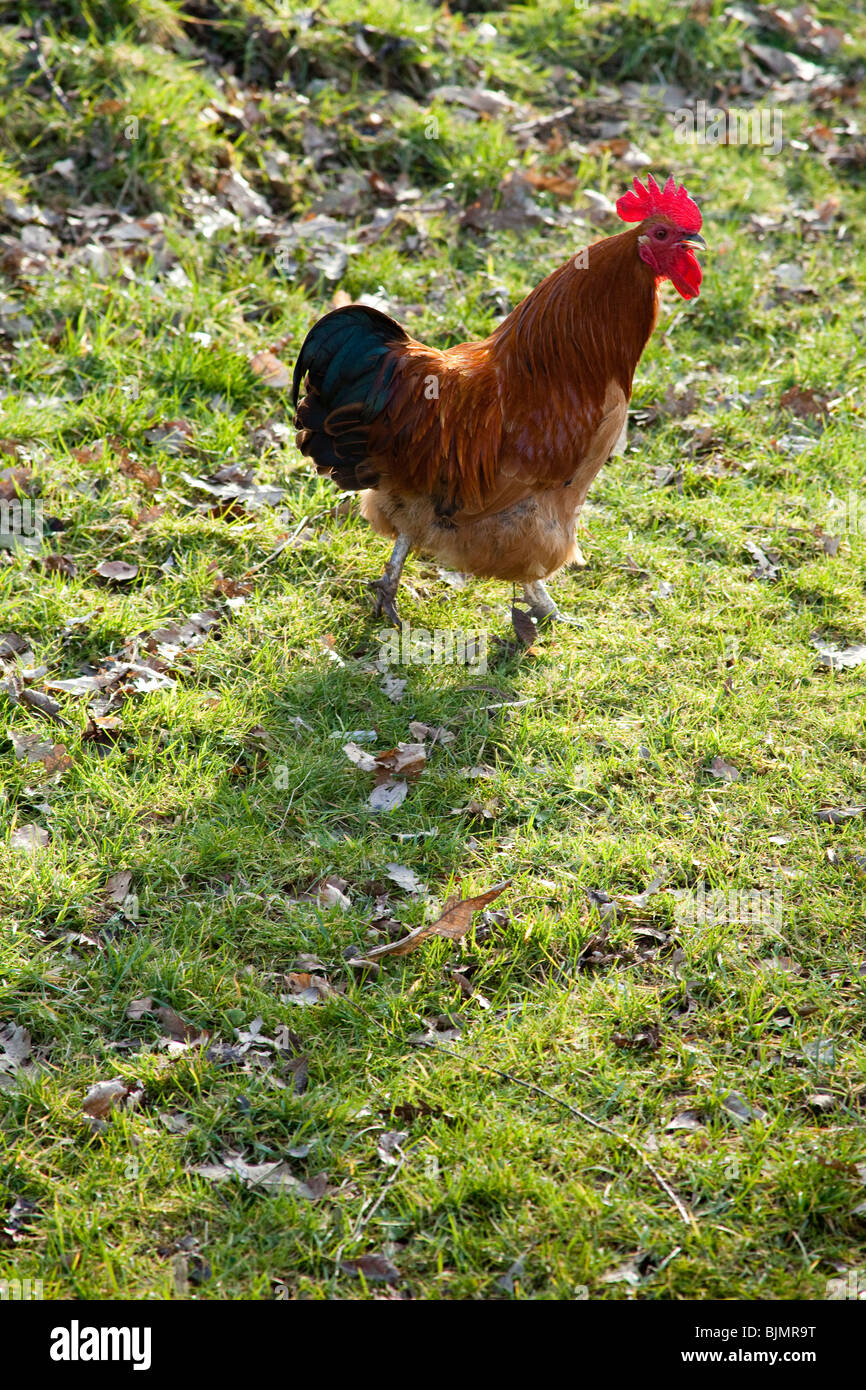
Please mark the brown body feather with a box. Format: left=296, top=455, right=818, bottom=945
left=297, top=225, right=660, bottom=582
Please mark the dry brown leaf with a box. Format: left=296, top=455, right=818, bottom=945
left=8, top=730, right=70, bottom=773
left=250, top=350, right=290, bottom=389
left=154, top=1006, right=200, bottom=1042
left=282, top=972, right=333, bottom=1006
left=407, top=721, right=455, bottom=745
left=144, top=420, right=195, bottom=453
left=375, top=743, right=427, bottom=777
left=364, top=883, right=508, bottom=961
left=117, top=449, right=162, bottom=491
left=522, top=166, right=577, bottom=199
left=779, top=385, right=830, bottom=419
left=0, top=632, right=32, bottom=663
left=82, top=1077, right=135, bottom=1120
left=511, top=604, right=538, bottom=647
left=40, top=553, right=77, bottom=579
left=340, top=1253, right=399, bottom=1283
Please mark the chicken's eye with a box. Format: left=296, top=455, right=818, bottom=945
left=655, top=227, right=668, bottom=240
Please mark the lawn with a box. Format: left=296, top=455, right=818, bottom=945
left=1, top=0, right=865, bottom=1301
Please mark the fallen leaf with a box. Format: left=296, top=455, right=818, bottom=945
left=144, top=420, right=195, bottom=453
left=105, top=869, right=132, bottom=904
left=410, top=1017, right=464, bottom=1046
left=190, top=1155, right=326, bottom=1198
left=806, top=1091, right=835, bottom=1113
left=511, top=603, right=538, bottom=647
left=282, top=973, right=333, bottom=1007
left=666, top=1109, right=704, bottom=1132
left=380, top=673, right=406, bottom=703
left=154, top=1006, right=200, bottom=1042
left=95, top=559, right=138, bottom=584
left=365, top=883, right=508, bottom=961
left=431, top=84, right=520, bottom=117
left=811, top=638, right=866, bottom=671
left=82, top=1077, right=136, bottom=1120
left=317, top=876, right=351, bottom=911
left=376, top=743, right=427, bottom=777
left=216, top=166, right=272, bottom=218
left=8, top=730, right=70, bottom=772
left=721, top=1091, right=767, bottom=1124
left=181, top=466, right=283, bottom=511
left=0, top=1024, right=31, bottom=1072
left=802, top=1040, right=836, bottom=1066
left=159, top=1111, right=193, bottom=1135
left=780, top=385, right=830, bottom=419
left=408, top=721, right=455, bottom=745
left=495, top=1256, right=526, bottom=1294
left=0, top=633, right=32, bottom=663
left=1, top=1195, right=40, bottom=1243
left=376, top=1130, right=409, bottom=1165
left=600, top=1259, right=643, bottom=1288
left=385, top=863, right=428, bottom=895
left=39, top=553, right=77, bottom=578
left=126, top=995, right=154, bottom=1021
left=10, top=824, right=49, bottom=852
left=707, top=756, right=740, bottom=783
left=283, top=1055, right=309, bottom=1094
left=743, top=539, right=780, bottom=581
left=819, top=532, right=841, bottom=557
left=250, top=350, right=290, bottom=389
left=613, top=1023, right=661, bottom=1051
left=368, top=780, right=407, bottom=812
left=816, top=806, right=866, bottom=825
left=344, top=741, right=378, bottom=772
left=339, top=1253, right=399, bottom=1284
left=617, top=872, right=669, bottom=910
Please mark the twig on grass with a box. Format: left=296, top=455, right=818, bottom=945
left=333, top=990, right=696, bottom=1232
left=331, top=1153, right=408, bottom=1276
left=243, top=514, right=310, bottom=575
left=30, top=20, right=73, bottom=115
left=424, top=1039, right=696, bottom=1230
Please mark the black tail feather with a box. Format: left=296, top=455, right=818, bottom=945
left=292, top=305, right=408, bottom=490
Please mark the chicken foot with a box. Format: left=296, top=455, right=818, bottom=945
left=369, top=533, right=410, bottom=625
left=522, top=579, right=564, bottom=622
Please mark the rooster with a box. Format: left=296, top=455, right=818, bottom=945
left=292, top=175, right=704, bottom=628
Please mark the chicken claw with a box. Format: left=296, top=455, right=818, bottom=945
left=522, top=580, right=567, bottom=623
left=369, top=533, right=411, bottom=626
left=369, top=576, right=402, bottom=625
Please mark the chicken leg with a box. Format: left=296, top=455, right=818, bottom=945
left=369, top=533, right=410, bottom=625
left=522, top=579, right=563, bottom=622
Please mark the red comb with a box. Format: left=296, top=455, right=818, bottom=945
left=616, top=175, right=702, bottom=232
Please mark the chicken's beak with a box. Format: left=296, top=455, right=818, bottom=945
left=681, top=232, right=706, bottom=250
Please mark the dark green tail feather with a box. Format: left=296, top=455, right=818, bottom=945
left=292, top=304, right=409, bottom=490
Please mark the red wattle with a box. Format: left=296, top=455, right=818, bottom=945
left=668, top=247, right=702, bottom=300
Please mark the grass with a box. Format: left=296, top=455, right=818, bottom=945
left=0, top=0, right=865, bottom=1300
